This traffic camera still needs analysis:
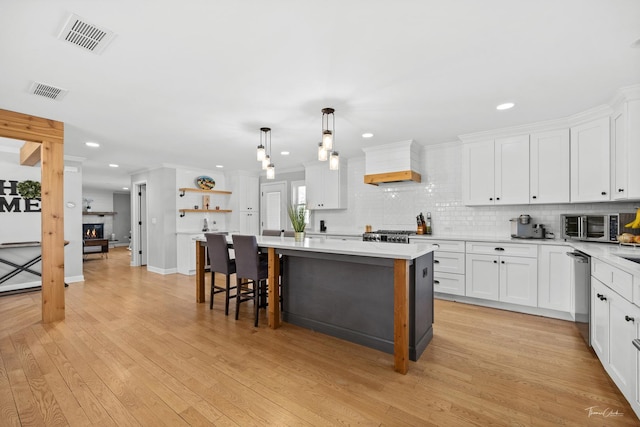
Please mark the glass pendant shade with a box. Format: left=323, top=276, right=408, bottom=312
left=266, top=163, right=275, bottom=179
left=257, top=145, right=265, bottom=161
left=322, top=131, right=333, bottom=150
left=318, top=142, right=328, bottom=161
left=329, top=151, right=340, bottom=170
left=262, top=154, right=270, bottom=170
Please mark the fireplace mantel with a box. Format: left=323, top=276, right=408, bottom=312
left=82, top=211, right=116, bottom=216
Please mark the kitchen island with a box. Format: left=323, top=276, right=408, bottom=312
left=194, top=236, right=438, bottom=373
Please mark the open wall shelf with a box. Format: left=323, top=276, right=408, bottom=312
left=179, top=188, right=232, bottom=197
left=179, top=209, right=232, bottom=217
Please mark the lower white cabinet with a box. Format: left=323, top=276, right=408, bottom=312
left=591, top=278, right=610, bottom=363
left=431, top=240, right=465, bottom=296
left=591, top=269, right=640, bottom=415
left=537, top=245, right=573, bottom=313
left=177, top=233, right=204, bottom=275
left=465, top=242, right=537, bottom=307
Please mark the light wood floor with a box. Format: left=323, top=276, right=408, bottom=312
left=0, top=247, right=637, bottom=426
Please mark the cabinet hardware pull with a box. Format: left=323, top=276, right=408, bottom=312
left=618, top=188, right=625, bottom=192
left=494, top=247, right=504, bottom=251
left=501, top=261, right=505, bottom=264
left=625, top=315, right=635, bottom=322
left=434, top=260, right=440, bottom=264
left=532, top=195, right=537, bottom=199
left=496, top=197, right=500, bottom=201
left=597, top=293, right=607, bottom=301
left=434, top=280, right=440, bottom=284
left=489, top=197, right=493, bottom=201
left=493, top=260, right=497, bottom=263
left=601, top=191, right=607, bottom=195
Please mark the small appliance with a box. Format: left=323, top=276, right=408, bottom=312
left=510, top=215, right=546, bottom=239
left=560, top=213, right=637, bottom=242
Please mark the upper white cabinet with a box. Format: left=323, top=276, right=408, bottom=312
left=462, top=135, right=529, bottom=206
left=570, top=117, right=610, bottom=202
left=462, top=140, right=494, bottom=205
left=612, top=99, right=640, bottom=200
left=305, top=160, right=348, bottom=210
left=529, top=129, right=570, bottom=204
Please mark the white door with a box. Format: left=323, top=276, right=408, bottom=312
left=132, top=182, right=147, bottom=267
left=260, top=181, right=287, bottom=233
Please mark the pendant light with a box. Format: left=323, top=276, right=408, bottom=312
left=260, top=127, right=271, bottom=170
left=321, top=107, right=339, bottom=170
left=321, top=107, right=334, bottom=150
left=260, top=127, right=275, bottom=179
left=257, top=127, right=267, bottom=161
left=318, top=142, right=328, bottom=161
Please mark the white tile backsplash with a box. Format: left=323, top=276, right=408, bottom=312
left=311, top=141, right=638, bottom=237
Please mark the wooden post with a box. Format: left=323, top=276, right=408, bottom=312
left=0, top=108, right=65, bottom=323
left=40, top=140, right=65, bottom=322
left=195, top=240, right=206, bottom=302
left=393, top=258, right=409, bottom=374
left=267, top=247, right=280, bottom=328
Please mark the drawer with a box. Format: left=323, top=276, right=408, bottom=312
left=466, top=241, right=537, bottom=258
left=434, top=272, right=465, bottom=296
left=592, top=258, right=633, bottom=301
left=427, top=239, right=465, bottom=252
left=434, top=251, right=465, bottom=274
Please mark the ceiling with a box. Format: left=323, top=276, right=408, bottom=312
left=1, top=0, right=639, bottom=192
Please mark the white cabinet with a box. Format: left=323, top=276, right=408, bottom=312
left=431, top=239, right=465, bottom=296
left=465, top=242, right=537, bottom=307
left=608, top=291, right=638, bottom=399
left=612, top=99, right=640, bottom=200
left=591, top=278, right=610, bottom=363
left=570, top=117, right=610, bottom=202
left=537, top=245, right=573, bottom=313
left=177, top=233, right=204, bottom=275
left=461, top=140, right=494, bottom=205
left=462, top=135, right=529, bottom=206
left=529, top=129, right=570, bottom=204
left=305, top=160, right=347, bottom=210
left=227, top=173, right=260, bottom=234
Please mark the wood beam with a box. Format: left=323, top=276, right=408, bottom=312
left=40, top=139, right=65, bottom=322
left=364, top=170, right=421, bottom=186
left=393, top=258, right=409, bottom=374
left=20, top=141, right=41, bottom=166
left=0, top=108, right=63, bottom=144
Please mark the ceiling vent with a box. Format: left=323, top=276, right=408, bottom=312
left=57, top=14, right=115, bottom=54
left=28, top=81, right=68, bottom=101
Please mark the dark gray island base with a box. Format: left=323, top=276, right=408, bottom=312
left=280, top=250, right=434, bottom=361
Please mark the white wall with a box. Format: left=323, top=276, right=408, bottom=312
left=310, top=142, right=638, bottom=238
left=0, top=151, right=84, bottom=289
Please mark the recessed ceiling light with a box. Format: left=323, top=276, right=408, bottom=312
left=496, top=102, right=515, bottom=110
left=280, top=151, right=290, bottom=156
left=122, top=187, right=129, bottom=190
left=215, top=165, right=224, bottom=168
left=362, top=133, right=374, bottom=138
left=109, top=163, right=119, bottom=168
left=85, top=142, right=100, bottom=147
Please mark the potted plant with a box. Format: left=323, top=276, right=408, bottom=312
left=16, top=180, right=41, bottom=199
left=287, top=203, right=308, bottom=242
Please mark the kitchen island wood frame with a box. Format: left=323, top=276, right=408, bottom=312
left=195, top=236, right=437, bottom=374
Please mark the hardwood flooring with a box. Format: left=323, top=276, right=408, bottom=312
left=0, top=247, right=637, bottom=426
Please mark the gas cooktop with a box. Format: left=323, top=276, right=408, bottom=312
left=362, top=230, right=415, bottom=243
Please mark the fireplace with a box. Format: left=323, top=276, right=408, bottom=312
left=83, top=223, right=104, bottom=240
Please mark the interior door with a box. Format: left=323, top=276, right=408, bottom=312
left=260, top=182, right=287, bottom=233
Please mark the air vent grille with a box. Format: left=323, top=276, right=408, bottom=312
left=29, top=82, right=68, bottom=101
left=58, top=14, right=115, bottom=54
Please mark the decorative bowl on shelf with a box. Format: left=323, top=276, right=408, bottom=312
left=195, top=176, right=215, bottom=190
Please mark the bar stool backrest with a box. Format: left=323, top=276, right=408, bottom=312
left=232, top=235, right=261, bottom=280
left=205, top=233, right=232, bottom=274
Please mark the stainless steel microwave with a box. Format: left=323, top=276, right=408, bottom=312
left=561, top=213, right=636, bottom=242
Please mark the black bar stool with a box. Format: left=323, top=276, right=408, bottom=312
left=205, top=233, right=236, bottom=315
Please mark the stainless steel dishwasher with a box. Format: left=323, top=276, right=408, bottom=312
left=566, top=250, right=591, bottom=346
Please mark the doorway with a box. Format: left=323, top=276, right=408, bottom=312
left=131, top=182, right=148, bottom=267
left=260, top=181, right=287, bottom=233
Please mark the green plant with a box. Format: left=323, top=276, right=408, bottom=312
left=287, top=203, right=307, bottom=232
left=16, top=180, right=41, bottom=199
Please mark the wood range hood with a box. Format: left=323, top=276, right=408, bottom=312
left=363, top=140, right=422, bottom=186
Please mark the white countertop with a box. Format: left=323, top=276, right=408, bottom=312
left=195, top=235, right=437, bottom=260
